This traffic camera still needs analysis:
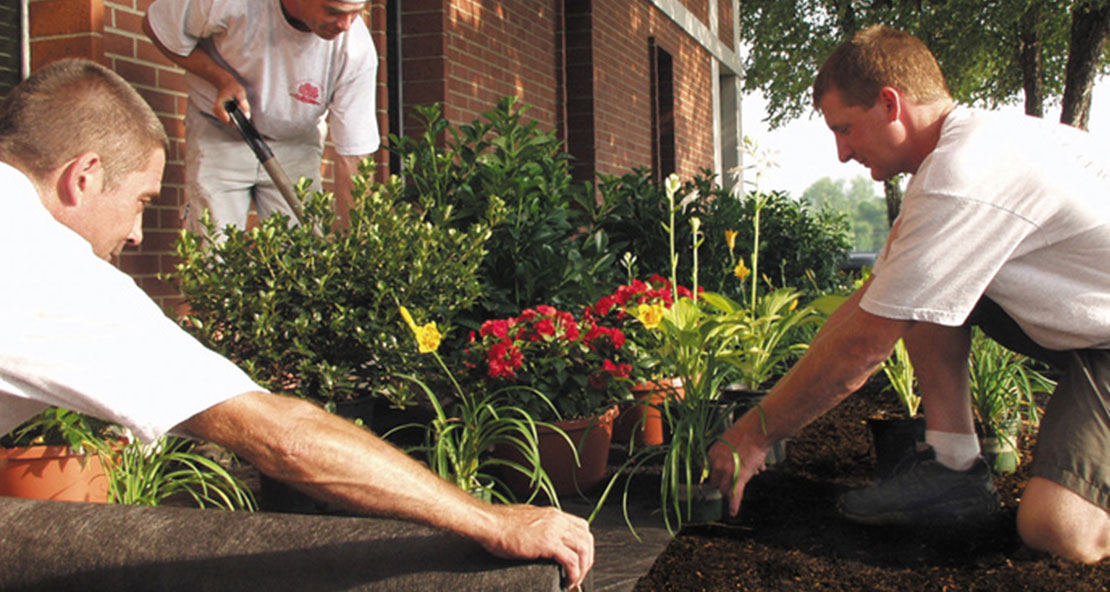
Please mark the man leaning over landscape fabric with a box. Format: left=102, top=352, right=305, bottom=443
left=708, top=24, right=1110, bottom=563
left=0, top=58, right=593, bottom=587
left=143, top=0, right=379, bottom=231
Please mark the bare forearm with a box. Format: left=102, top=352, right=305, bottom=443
left=180, top=392, right=594, bottom=585
left=142, top=15, right=246, bottom=123
left=183, top=393, right=496, bottom=536
left=332, top=154, right=366, bottom=226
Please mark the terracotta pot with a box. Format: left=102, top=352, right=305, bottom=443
left=612, top=378, right=685, bottom=446
left=498, top=406, right=618, bottom=498
left=0, top=445, right=109, bottom=503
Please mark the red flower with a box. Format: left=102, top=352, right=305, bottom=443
left=487, top=340, right=523, bottom=378
left=480, top=319, right=512, bottom=339
left=602, top=359, right=631, bottom=378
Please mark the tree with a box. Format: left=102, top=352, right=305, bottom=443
left=801, top=176, right=888, bottom=251
left=742, top=0, right=1110, bottom=130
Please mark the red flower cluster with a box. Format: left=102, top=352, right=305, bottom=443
left=583, top=274, right=693, bottom=323
left=462, top=304, right=636, bottom=420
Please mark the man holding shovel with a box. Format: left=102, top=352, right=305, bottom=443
left=143, top=0, right=379, bottom=232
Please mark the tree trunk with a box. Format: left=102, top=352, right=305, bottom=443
left=1061, top=0, right=1110, bottom=130
left=883, top=177, right=902, bottom=227
left=1019, top=2, right=1045, bottom=117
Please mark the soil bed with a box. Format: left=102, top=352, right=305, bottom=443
left=634, top=379, right=1110, bottom=591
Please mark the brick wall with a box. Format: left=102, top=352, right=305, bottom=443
left=26, top=0, right=728, bottom=307
left=717, top=0, right=733, bottom=50
left=438, top=0, right=558, bottom=127
left=591, top=0, right=715, bottom=180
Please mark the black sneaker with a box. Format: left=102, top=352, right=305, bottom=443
left=838, top=444, right=1000, bottom=525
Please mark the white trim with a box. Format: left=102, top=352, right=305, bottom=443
left=20, top=0, right=28, bottom=79
left=649, top=0, right=742, bottom=75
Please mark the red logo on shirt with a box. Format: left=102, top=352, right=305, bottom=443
left=291, top=81, right=322, bottom=105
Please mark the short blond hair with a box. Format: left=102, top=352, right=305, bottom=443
left=0, top=59, right=168, bottom=189
left=813, top=25, right=951, bottom=110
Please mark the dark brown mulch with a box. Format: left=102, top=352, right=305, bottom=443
left=634, top=379, right=1110, bottom=591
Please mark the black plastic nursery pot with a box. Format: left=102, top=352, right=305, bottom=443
left=717, top=385, right=788, bottom=465
left=866, top=415, right=926, bottom=479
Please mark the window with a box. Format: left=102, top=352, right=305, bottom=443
left=649, top=37, right=675, bottom=182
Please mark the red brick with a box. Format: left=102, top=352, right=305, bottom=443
left=29, top=0, right=102, bottom=36
left=30, top=36, right=104, bottom=69
left=114, top=59, right=157, bottom=87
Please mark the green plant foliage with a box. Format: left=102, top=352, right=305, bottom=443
left=1, top=408, right=119, bottom=453
left=391, top=306, right=565, bottom=506
left=389, top=98, right=611, bottom=327
left=590, top=169, right=853, bottom=302
left=882, top=339, right=921, bottom=418
left=171, top=163, right=489, bottom=408
left=105, top=437, right=256, bottom=510
left=969, top=327, right=1055, bottom=438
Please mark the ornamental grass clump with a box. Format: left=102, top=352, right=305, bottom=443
left=459, top=305, right=636, bottom=423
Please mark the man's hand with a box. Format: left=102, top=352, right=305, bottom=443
left=707, top=426, right=768, bottom=517
left=213, top=82, right=250, bottom=126
left=481, top=504, right=594, bottom=588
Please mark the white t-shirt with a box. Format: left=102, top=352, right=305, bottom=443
left=0, top=163, right=264, bottom=442
left=145, top=0, right=380, bottom=155
left=863, top=107, right=1110, bottom=351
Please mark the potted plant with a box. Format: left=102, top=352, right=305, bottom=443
left=106, top=436, right=255, bottom=510
left=458, top=304, right=634, bottom=496
left=0, top=408, right=121, bottom=503
left=867, top=338, right=926, bottom=478
left=968, top=328, right=1055, bottom=474
left=584, top=274, right=693, bottom=446
left=1, top=408, right=254, bottom=510
left=594, top=175, right=755, bottom=534
left=389, top=306, right=562, bottom=504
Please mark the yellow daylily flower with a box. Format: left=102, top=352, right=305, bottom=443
left=724, top=230, right=738, bottom=255
left=632, top=302, right=665, bottom=329
left=733, top=258, right=750, bottom=281
left=399, top=306, right=442, bottom=354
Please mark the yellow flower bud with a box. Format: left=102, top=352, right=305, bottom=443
left=725, top=230, right=738, bottom=254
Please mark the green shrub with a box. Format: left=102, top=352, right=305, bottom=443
left=389, top=97, right=612, bottom=328
left=171, top=164, right=489, bottom=409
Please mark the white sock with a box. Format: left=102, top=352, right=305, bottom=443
left=925, top=429, right=981, bottom=471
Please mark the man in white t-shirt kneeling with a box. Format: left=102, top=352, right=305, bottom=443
left=706, top=25, right=1110, bottom=564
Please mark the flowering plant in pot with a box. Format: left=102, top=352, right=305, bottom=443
left=457, top=304, right=635, bottom=495
left=459, top=305, right=634, bottom=422
left=583, top=274, right=694, bottom=445
left=389, top=307, right=563, bottom=504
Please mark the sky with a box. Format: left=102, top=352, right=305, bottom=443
left=740, top=78, right=1110, bottom=199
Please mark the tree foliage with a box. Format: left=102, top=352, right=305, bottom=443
left=802, top=176, right=888, bottom=252
left=742, top=0, right=1110, bottom=129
